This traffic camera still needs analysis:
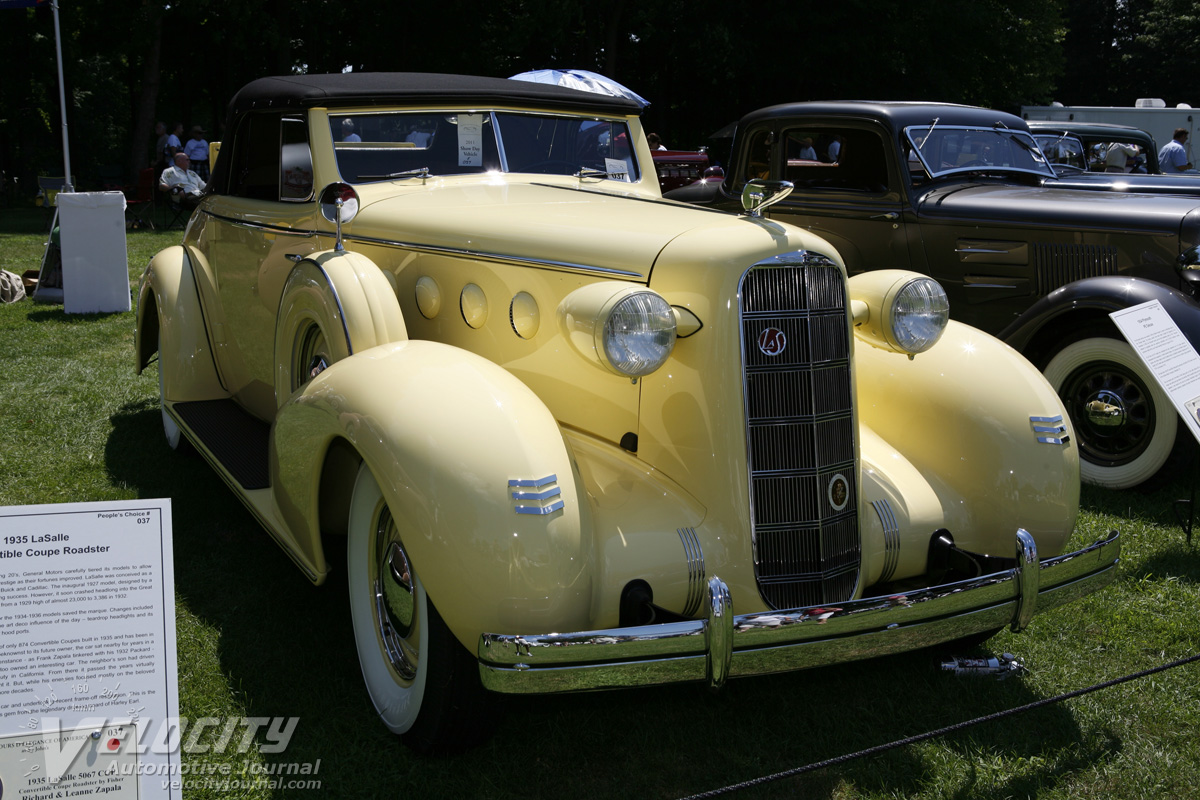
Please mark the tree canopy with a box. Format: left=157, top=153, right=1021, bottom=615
left=0, top=0, right=1194, bottom=197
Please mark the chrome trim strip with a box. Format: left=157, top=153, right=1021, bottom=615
left=309, top=260, right=354, bottom=356
left=202, top=211, right=319, bottom=237
left=477, top=531, right=1120, bottom=694
left=1031, top=415, right=1070, bottom=445
left=508, top=475, right=558, bottom=488
left=346, top=233, right=645, bottom=280
left=514, top=501, right=565, bottom=516
left=871, top=499, right=900, bottom=583
left=510, top=488, right=561, bottom=502
left=677, top=527, right=706, bottom=618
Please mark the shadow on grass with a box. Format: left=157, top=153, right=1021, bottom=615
left=104, top=399, right=1114, bottom=799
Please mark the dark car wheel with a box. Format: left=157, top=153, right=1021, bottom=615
left=1042, top=334, right=1178, bottom=489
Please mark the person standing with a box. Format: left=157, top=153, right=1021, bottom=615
left=165, top=122, right=185, bottom=163
left=153, top=122, right=169, bottom=171
left=1158, top=128, right=1194, bottom=173
left=1105, top=141, right=1140, bottom=173
left=183, top=126, right=210, bottom=179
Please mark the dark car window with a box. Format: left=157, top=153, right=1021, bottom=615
left=781, top=127, right=890, bottom=193
left=226, top=112, right=313, bottom=203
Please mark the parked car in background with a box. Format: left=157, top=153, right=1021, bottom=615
left=1028, top=120, right=1160, bottom=173
left=651, top=147, right=723, bottom=191
left=137, top=77, right=1119, bottom=752
left=667, top=100, right=1200, bottom=489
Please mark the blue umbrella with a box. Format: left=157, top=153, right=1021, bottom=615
left=509, top=69, right=650, bottom=108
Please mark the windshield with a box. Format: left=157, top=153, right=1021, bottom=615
left=1033, top=133, right=1088, bottom=171
left=905, top=124, right=1055, bottom=179
left=329, top=111, right=639, bottom=184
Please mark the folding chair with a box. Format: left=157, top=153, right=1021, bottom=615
left=125, top=167, right=157, bottom=229
left=164, top=189, right=191, bottom=229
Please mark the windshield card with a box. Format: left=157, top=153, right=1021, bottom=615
left=604, top=158, right=631, bottom=182
left=457, top=114, right=483, bottom=167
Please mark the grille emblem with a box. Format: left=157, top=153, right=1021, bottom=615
left=828, top=473, right=849, bottom=511
left=757, top=327, right=787, bottom=356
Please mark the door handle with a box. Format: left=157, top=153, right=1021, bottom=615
left=870, top=212, right=900, bottom=221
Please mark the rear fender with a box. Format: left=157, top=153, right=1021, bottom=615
left=271, top=339, right=592, bottom=650
left=135, top=245, right=225, bottom=402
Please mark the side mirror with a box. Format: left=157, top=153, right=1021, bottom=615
left=740, top=179, right=793, bottom=217
left=318, top=182, right=360, bottom=252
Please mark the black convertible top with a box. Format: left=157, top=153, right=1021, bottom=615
left=739, top=101, right=1032, bottom=135
left=228, top=72, right=644, bottom=120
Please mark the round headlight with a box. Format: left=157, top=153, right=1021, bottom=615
left=601, top=292, right=677, bottom=376
left=890, top=278, right=948, bottom=353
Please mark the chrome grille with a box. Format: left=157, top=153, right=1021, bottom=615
left=1034, top=243, right=1118, bottom=295
left=740, top=257, right=859, bottom=610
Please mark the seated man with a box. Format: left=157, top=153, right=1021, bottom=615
left=159, top=152, right=206, bottom=208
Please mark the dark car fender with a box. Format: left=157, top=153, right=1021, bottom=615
left=999, top=275, right=1200, bottom=365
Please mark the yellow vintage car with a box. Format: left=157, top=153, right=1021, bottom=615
left=135, top=73, right=1119, bottom=753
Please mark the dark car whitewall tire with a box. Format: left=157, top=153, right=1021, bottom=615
left=1043, top=334, right=1177, bottom=489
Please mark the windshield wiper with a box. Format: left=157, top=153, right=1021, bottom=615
left=919, top=117, right=940, bottom=156
left=359, top=167, right=431, bottom=181
left=994, top=122, right=1043, bottom=159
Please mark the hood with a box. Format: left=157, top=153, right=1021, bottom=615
left=1049, top=171, right=1200, bottom=197
left=347, top=180, right=741, bottom=280
left=916, top=180, right=1200, bottom=233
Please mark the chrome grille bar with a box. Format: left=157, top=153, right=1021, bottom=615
left=739, top=256, right=860, bottom=610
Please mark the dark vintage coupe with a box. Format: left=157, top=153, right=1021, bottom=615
left=668, top=101, right=1200, bottom=489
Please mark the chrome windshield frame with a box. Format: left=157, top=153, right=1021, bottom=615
left=906, top=123, right=1057, bottom=181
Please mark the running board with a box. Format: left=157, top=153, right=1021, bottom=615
left=173, top=399, right=270, bottom=490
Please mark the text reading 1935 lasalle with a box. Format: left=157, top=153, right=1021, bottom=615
left=136, top=74, right=1119, bottom=752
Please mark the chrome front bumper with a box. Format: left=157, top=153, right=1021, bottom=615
left=478, top=530, right=1120, bottom=694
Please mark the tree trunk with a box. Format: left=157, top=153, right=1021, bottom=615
left=128, top=4, right=163, bottom=181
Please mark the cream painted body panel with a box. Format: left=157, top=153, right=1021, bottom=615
left=139, top=97, right=1084, bottom=652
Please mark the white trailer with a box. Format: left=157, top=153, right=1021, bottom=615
left=1021, top=99, right=1199, bottom=166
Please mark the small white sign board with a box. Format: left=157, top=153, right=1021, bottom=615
left=0, top=499, right=178, bottom=800
left=56, top=191, right=131, bottom=315
left=1110, top=300, right=1200, bottom=445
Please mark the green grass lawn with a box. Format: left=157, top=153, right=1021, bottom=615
left=1, top=206, right=1199, bottom=799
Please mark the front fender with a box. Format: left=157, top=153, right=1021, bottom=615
left=854, top=320, right=1079, bottom=560
left=271, top=339, right=591, bottom=651
left=999, top=276, right=1200, bottom=363
left=135, top=244, right=225, bottom=402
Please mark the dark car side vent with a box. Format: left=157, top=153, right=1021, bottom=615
left=1034, top=242, right=1118, bottom=295
left=739, top=258, right=860, bottom=611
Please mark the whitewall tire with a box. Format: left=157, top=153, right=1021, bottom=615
left=1043, top=335, right=1177, bottom=489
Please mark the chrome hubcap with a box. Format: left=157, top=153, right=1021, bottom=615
left=371, top=507, right=418, bottom=682
left=1084, top=390, right=1125, bottom=428
left=295, top=325, right=330, bottom=390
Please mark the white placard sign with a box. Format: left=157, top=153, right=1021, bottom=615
left=1110, top=299, right=1200, bottom=444
left=457, top=114, right=484, bottom=167
left=0, top=499, right=178, bottom=800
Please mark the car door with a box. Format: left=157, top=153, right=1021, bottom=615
left=194, top=112, right=321, bottom=420
left=741, top=120, right=915, bottom=276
